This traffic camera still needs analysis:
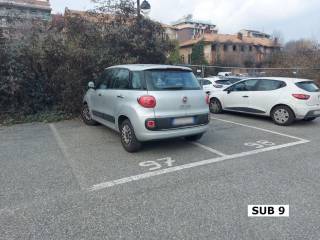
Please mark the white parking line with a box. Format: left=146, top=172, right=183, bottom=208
left=191, top=142, right=228, bottom=157
left=49, top=123, right=87, bottom=190
left=210, top=116, right=308, bottom=141
left=88, top=116, right=310, bottom=191
left=89, top=139, right=309, bottom=192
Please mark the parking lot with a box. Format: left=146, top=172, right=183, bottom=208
left=1, top=113, right=320, bottom=239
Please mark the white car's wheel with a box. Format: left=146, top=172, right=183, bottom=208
left=209, top=98, right=223, bottom=114
left=271, top=105, right=295, bottom=126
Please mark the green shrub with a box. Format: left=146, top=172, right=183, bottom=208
left=0, top=3, right=174, bottom=121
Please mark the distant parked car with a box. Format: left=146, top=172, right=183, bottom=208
left=217, top=72, right=232, bottom=77
left=199, top=76, right=232, bottom=94
left=209, top=77, right=320, bottom=126
left=82, top=64, right=210, bottom=152
left=224, top=76, right=245, bottom=84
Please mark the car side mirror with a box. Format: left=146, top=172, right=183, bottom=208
left=88, top=81, right=95, bottom=89
left=225, top=88, right=232, bottom=94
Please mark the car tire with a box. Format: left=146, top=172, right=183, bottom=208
left=81, top=103, right=98, bottom=126
left=209, top=98, right=223, bottom=114
left=271, top=105, right=295, bottom=126
left=120, top=119, right=142, bottom=153
left=184, top=133, right=204, bottom=141
left=304, top=117, right=316, bottom=122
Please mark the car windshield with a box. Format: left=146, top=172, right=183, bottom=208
left=145, top=70, right=201, bottom=91
left=295, top=81, right=320, bottom=92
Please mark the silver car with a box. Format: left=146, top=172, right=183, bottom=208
left=82, top=64, right=210, bottom=152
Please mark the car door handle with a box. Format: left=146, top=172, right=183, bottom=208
left=98, top=93, right=102, bottom=96
left=242, top=95, right=249, bottom=98
left=117, top=95, right=124, bottom=99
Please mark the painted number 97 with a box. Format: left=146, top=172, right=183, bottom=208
left=244, top=140, right=275, bottom=149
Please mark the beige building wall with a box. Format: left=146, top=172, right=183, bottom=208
left=203, top=44, right=212, bottom=64
left=179, top=47, right=192, bottom=64
left=180, top=43, right=276, bottom=66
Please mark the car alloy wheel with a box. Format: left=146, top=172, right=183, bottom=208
left=120, top=120, right=142, bottom=152
left=81, top=104, right=98, bottom=126
left=121, top=124, right=132, bottom=145
left=82, top=104, right=92, bottom=121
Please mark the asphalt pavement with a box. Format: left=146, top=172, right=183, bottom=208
left=0, top=113, right=319, bottom=239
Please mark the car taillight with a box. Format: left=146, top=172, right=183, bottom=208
left=206, top=95, right=210, bottom=105
left=213, top=84, right=223, bottom=88
left=138, top=95, right=156, bottom=108
left=292, top=94, right=310, bottom=100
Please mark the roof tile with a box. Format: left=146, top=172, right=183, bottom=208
left=180, top=33, right=279, bottom=48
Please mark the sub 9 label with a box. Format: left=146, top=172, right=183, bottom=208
left=248, top=205, right=289, bottom=217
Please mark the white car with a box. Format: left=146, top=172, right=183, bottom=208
left=209, top=77, right=320, bottom=125
left=199, top=77, right=232, bottom=94
left=217, top=72, right=232, bottom=77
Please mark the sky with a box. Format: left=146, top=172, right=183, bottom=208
left=50, top=0, right=320, bottom=42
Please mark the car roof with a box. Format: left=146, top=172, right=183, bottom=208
left=225, top=76, right=245, bottom=79
left=204, top=76, right=223, bottom=80
left=106, top=64, right=192, bottom=71
left=239, top=77, right=314, bottom=83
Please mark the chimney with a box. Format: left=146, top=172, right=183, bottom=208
left=237, top=32, right=243, bottom=40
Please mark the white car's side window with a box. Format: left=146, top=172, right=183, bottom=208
left=256, top=80, right=286, bottom=91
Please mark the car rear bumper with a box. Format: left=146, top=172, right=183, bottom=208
left=135, top=124, right=209, bottom=141
left=293, top=105, right=320, bottom=119
left=304, top=110, right=320, bottom=119
left=145, top=114, right=209, bottom=131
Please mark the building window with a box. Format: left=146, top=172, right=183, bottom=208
left=212, top=44, right=217, bottom=51
left=181, top=55, right=185, bottom=63
left=241, top=46, right=245, bottom=52
left=188, top=54, right=192, bottom=64
left=233, top=45, right=237, bottom=51
left=249, top=46, right=253, bottom=52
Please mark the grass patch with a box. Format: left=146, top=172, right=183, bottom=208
left=0, top=111, right=77, bottom=126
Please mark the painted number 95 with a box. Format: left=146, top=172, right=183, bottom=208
left=244, top=140, right=275, bottom=149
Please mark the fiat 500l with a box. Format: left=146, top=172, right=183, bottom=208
left=82, top=64, right=210, bottom=152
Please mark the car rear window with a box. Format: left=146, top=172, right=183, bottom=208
left=145, top=70, right=201, bottom=91
left=295, top=81, right=320, bottom=92
left=226, top=78, right=243, bottom=84
left=215, top=80, right=232, bottom=85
